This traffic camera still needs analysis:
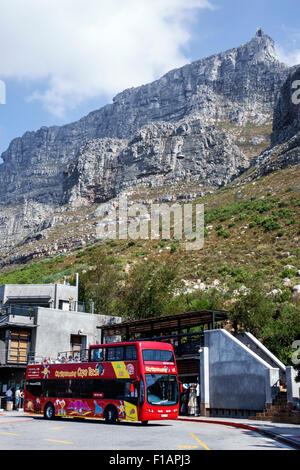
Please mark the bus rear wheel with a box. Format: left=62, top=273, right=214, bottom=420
left=44, top=403, right=55, bottom=420
left=104, top=406, right=118, bottom=424
left=141, top=421, right=148, bottom=425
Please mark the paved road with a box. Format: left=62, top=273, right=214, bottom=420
left=0, top=414, right=294, bottom=451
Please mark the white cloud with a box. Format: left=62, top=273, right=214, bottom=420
left=276, top=46, right=300, bottom=67
left=0, top=0, right=213, bottom=117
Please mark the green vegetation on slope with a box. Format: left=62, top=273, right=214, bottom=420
left=0, top=164, right=299, bottom=373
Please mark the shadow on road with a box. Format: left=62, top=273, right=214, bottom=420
left=28, top=415, right=172, bottom=427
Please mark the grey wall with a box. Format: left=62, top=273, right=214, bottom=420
left=33, top=307, right=121, bottom=359
left=204, top=329, right=280, bottom=411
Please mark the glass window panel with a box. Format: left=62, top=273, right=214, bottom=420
left=145, top=374, right=178, bottom=406
left=142, top=349, right=174, bottom=363
left=124, top=346, right=137, bottom=360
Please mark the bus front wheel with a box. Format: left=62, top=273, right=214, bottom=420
left=44, top=403, right=55, bottom=420
left=104, top=406, right=118, bottom=424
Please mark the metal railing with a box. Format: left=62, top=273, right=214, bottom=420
left=26, top=351, right=89, bottom=364
left=176, top=336, right=205, bottom=356
left=74, top=301, right=94, bottom=314
left=0, top=302, right=95, bottom=315
left=0, top=347, right=90, bottom=366
left=27, top=354, right=45, bottom=365
left=0, top=314, right=8, bottom=325
left=0, top=304, right=36, bottom=317
left=57, top=349, right=89, bottom=362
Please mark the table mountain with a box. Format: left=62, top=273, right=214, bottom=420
left=0, top=29, right=293, bottom=260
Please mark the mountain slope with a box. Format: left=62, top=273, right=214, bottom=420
left=1, top=161, right=299, bottom=292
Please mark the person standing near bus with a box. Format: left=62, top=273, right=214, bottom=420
left=5, top=387, right=13, bottom=403
left=15, top=388, right=21, bottom=410
left=188, top=384, right=197, bottom=416
left=196, top=378, right=200, bottom=416
left=180, top=387, right=189, bottom=416
left=20, top=389, right=24, bottom=409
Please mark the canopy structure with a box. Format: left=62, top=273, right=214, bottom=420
left=99, top=310, right=228, bottom=343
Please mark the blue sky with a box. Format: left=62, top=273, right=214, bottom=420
left=0, top=0, right=300, bottom=158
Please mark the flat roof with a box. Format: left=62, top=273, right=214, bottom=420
left=99, top=310, right=228, bottom=339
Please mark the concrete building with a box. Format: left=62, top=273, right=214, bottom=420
left=0, top=283, right=120, bottom=396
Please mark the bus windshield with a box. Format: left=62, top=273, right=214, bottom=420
left=145, top=374, right=178, bottom=406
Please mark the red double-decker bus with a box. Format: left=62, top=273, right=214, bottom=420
left=24, top=341, right=179, bottom=424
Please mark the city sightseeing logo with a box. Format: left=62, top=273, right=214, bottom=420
left=42, top=365, right=50, bottom=379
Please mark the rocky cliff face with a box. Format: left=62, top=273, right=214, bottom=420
left=64, top=117, right=249, bottom=207
left=0, top=29, right=288, bottom=206
left=237, top=66, right=300, bottom=184
left=0, top=29, right=292, bottom=260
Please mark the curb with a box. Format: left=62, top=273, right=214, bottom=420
left=178, top=417, right=300, bottom=450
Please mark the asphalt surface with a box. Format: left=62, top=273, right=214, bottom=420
left=0, top=412, right=294, bottom=451
left=178, top=416, right=300, bottom=450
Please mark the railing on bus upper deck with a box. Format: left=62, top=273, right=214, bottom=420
left=26, top=349, right=89, bottom=365
left=55, top=349, right=89, bottom=363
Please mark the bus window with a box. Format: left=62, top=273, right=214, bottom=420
left=90, top=345, right=137, bottom=362
left=107, top=347, right=123, bottom=361
left=90, top=379, right=133, bottom=400
left=26, top=381, right=42, bottom=397
left=124, top=345, right=137, bottom=361
left=43, top=380, right=70, bottom=398
left=90, top=348, right=105, bottom=362
left=142, top=349, right=174, bottom=363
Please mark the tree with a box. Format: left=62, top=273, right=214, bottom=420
left=229, top=277, right=300, bottom=368
left=118, top=259, right=182, bottom=321
left=82, top=254, right=123, bottom=316
left=260, top=302, right=300, bottom=366
left=229, top=279, right=276, bottom=337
